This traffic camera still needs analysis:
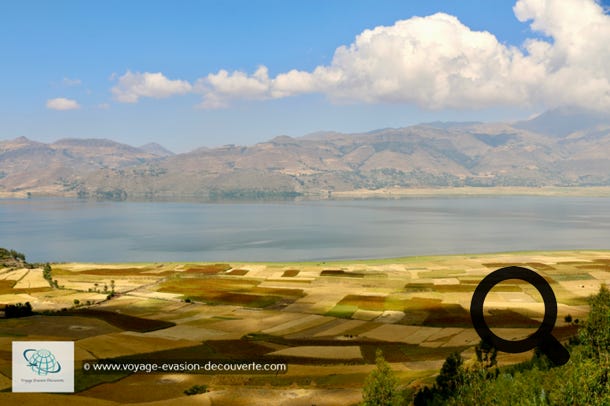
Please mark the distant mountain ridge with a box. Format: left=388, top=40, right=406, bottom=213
left=139, top=142, right=175, bottom=157
left=514, top=107, right=610, bottom=137
left=1, top=109, right=610, bottom=199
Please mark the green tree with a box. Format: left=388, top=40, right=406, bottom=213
left=4, top=302, right=33, bottom=318
left=435, top=351, right=463, bottom=398
left=43, top=263, right=52, bottom=279
left=413, top=351, right=465, bottom=405
left=549, top=349, right=610, bottom=405
left=580, top=283, right=610, bottom=359
left=42, top=263, right=54, bottom=288
left=362, top=349, right=401, bottom=406
left=475, top=339, right=497, bottom=370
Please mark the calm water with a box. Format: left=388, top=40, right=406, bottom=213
left=1, top=197, right=609, bottom=263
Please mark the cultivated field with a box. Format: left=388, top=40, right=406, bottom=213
left=0, top=250, right=607, bottom=404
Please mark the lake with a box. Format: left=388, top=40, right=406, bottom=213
left=1, top=196, right=610, bottom=263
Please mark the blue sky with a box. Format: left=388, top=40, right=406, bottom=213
left=1, top=0, right=609, bottom=152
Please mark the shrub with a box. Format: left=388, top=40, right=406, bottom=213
left=184, top=384, right=208, bottom=396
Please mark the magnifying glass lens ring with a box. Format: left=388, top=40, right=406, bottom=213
left=470, top=266, right=558, bottom=353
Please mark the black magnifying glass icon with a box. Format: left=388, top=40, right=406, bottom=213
left=470, top=266, right=570, bottom=366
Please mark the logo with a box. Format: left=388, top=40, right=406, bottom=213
left=12, top=341, right=74, bottom=393
left=23, top=348, right=62, bottom=376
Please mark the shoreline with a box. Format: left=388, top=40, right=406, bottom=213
left=4, top=186, right=610, bottom=201
left=49, top=249, right=610, bottom=267
left=329, top=186, right=610, bottom=198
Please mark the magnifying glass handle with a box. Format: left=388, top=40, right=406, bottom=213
left=540, top=335, right=570, bottom=366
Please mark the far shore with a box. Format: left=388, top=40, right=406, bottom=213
left=330, top=186, right=610, bottom=198
left=4, top=186, right=610, bottom=201
left=46, top=248, right=610, bottom=267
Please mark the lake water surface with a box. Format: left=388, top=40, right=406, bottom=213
left=1, top=197, right=609, bottom=263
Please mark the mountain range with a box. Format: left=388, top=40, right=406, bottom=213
left=2, top=108, right=610, bottom=200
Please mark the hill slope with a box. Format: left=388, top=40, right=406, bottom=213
left=2, top=110, right=610, bottom=199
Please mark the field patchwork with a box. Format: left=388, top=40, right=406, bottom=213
left=0, top=250, right=605, bottom=404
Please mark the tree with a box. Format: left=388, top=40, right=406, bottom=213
left=435, top=351, right=463, bottom=398
left=413, top=385, right=434, bottom=406
left=580, top=284, right=610, bottom=358
left=42, top=263, right=55, bottom=288
left=413, top=351, right=465, bottom=405
left=362, top=349, right=401, bottom=406
left=4, top=302, right=33, bottom=318
left=475, top=339, right=497, bottom=371
left=43, top=263, right=52, bottom=280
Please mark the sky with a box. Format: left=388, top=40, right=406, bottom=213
left=1, top=0, right=609, bottom=152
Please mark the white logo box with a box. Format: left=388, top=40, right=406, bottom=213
left=12, top=341, right=74, bottom=393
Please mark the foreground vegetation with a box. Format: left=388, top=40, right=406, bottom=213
left=402, top=284, right=610, bottom=405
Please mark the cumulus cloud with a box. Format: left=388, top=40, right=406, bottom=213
left=195, top=12, right=532, bottom=109
left=113, top=0, right=610, bottom=111
left=111, top=71, right=192, bottom=103
left=196, top=0, right=610, bottom=111
left=300, top=13, right=531, bottom=109
left=46, top=97, right=81, bottom=110
left=195, top=66, right=273, bottom=108
left=513, top=0, right=610, bottom=110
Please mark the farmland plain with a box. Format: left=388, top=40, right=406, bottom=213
left=0, top=250, right=607, bottom=404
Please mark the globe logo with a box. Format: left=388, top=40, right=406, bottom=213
left=23, top=348, right=62, bottom=376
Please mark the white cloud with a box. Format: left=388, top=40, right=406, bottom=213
left=513, top=0, right=610, bottom=110
left=304, top=13, right=535, bottom=109
left=196, top=13, right=533, bottom=109
left=194, top=67, right=320, bottom=108
left=111, top=71, right=192, bottom=103
left=111, top=0, right=610, bottom=112
left=46, top=98, right=81, bottom=110
left=195, top=66, right=273, bottom=108
left=62, top=77, right=82, bottom=86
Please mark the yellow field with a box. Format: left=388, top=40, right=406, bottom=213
left=0, top=250, right=606, bottom=404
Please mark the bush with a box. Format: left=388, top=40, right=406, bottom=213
left=4, top=302, right=33, bottom=318
left=0, top=247, right=26, bottom=265
left=184, top=384, right=208, bottom=396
